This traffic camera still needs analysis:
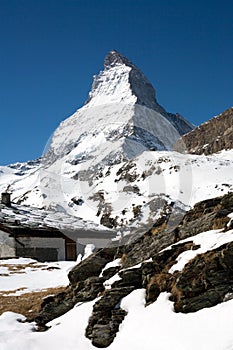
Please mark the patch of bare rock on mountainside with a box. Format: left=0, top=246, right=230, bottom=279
left=174, top=107, right=233, bottom=155
left=33, top=192, right=233, bottom=348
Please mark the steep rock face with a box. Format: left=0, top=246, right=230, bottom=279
left=101, top=51, right=194, bottom=135
left=174, top=107, right=233, bottom=155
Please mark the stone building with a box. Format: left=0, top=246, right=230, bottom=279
left=0, top=223, right=76, bottom=261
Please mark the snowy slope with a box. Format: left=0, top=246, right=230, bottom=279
left=1, top=149, right=233, bottom=233
left=0, top=49, right=232, bottom=350
left=1, top=295, right=233, bottom=350
left=0, top=258, right=76, bottom=295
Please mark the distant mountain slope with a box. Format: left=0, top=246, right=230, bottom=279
left=174, top=107, right=233, bottom=155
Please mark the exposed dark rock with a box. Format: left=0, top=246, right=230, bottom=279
left=100, top=213, right=117, bottom=229
left=145, top=241, right=197, bottom=304
left=174, top=107, right=233, bottom=155
left=86, top=286, right=134, bottom=347
left=86, top=308, right=127, bottom=348
left=73, top=277, right=104, bottom=303
left=171, top=241, right=233, bottom=312
left=122, top=185, right=140, bottom=193
left=35, top=290, right=74, bottom=326
left=86, top=240, right=203, bottom=347
left=34, top=246, right=121, bottom=326
left=115, top=162, right=139, bottom=183
left=101, top=266, right=121, bottom=281
left=112, top=268, right=142, bottom=289
left=68, top=247, right=118, bottom=285
left=178, top=193, right=233, bottom=239
left=71, top=197, right=84, bottom=205
left=93, top=286, right=135, bottom=313
left=121, top=193, right=233, bottom=269
left=166, top=112, right=194, bottom=136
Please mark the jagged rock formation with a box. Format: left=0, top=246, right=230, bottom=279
left=34, top=247, right=122, bottom=328
left=34, top=192, right=233, bottom=347
left=174, top=107, right=233, bottom=155
left=171, top=241, right=233, bottom=313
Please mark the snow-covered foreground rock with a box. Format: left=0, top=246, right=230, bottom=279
left=1, top=223, right=233, bottom=350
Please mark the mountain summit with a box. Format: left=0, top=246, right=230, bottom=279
left=101, top=50, right=163, bottom=113
left=104, top=50, right=134, bottom=69
left=103, top=49, right=165, bottom=112
left=86, top=50, right=193, bottom=134
left=44, top=50, right=194, bottom=172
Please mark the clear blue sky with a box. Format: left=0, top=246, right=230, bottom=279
left=0, top=0, right=232, bottom=165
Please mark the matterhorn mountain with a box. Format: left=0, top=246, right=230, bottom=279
left=0, top=50, right=232, bottom=235
left=47, top=49, right=193, bottom=163
left=0, top=51, right=233, bottom=350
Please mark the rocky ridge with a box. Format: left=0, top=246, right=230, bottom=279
left=174, top=107, right=233, bottom=155
left=34, top=192, right=233, bottom=347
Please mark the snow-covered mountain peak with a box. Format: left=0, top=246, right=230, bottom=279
left=86, top=50, right=161, bottom=111
left=85, top=51, right=193, bottom=135
left=47, top=51, right=193, bottom=162
left=85, top=63, right=136, bottom=107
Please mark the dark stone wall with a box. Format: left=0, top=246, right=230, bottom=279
left=16, top=247, right=58, bottom=262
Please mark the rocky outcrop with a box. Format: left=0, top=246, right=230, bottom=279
left=68, top=247, right=117, bottom=285
left=86, top=287, right=133, bottom=348
left=34, top=192, right=233, bottom=347
left=174, top=107, right=233, bottom=155
left=120, top=193, right=233, bottom=269
left=171, top=241, right=233, bottom=312
left=34, top=247, right=121, bottom=327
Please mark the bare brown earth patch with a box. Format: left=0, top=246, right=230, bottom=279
left=0, top=261, right=65, bottom=318
left=0, top=286, right=67, bottom=319
left=0, top=262, right=60, bottom=275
